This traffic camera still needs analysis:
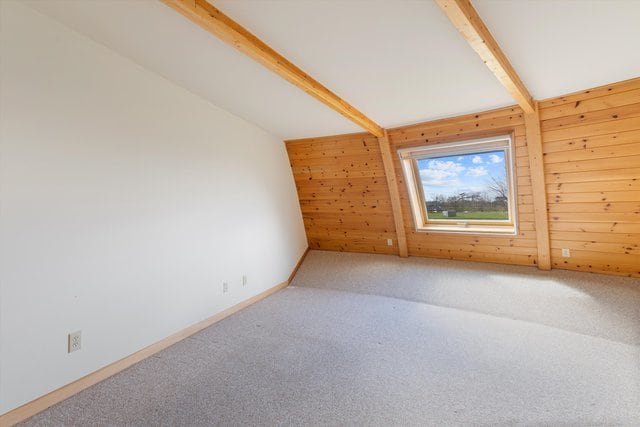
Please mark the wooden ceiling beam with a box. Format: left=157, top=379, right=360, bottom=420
left=161, top=0, right=384, bottom=137
left=436, top=0, right=551, bottom=270
left=435, top=0, right=535, bottom=114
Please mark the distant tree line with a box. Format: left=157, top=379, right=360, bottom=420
left=426, top=176, right=508, bottom=212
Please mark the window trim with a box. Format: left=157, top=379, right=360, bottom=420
left=398, top=134, right=518, bottom=235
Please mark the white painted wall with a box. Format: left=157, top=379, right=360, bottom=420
left=0, top=1, right=307, bottom=414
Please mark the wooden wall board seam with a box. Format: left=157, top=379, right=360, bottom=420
left=541, top=103, right=640, bottom=132
left=284, top=132, right=371, bottom=145
left=386, top=106, right=522, bottom=133
left=541, top=129, right=640, bottom=153
left=539, top=77, right=640, bottom=108
left=543, top=141, right=640, bottom=164
left=540, top=88, right=640, bottom=121
left=543, top=117, right=640, bottom=143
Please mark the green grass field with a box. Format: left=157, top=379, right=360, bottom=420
left=427, top=211, right=508, bottom=220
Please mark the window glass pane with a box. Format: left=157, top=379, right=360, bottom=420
left=417, top=149, right=509, bottom=221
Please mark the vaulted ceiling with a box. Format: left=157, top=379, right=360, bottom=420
left=26, top=0, right=640, bottom=140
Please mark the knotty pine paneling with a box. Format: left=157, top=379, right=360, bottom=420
left=387, top=106, right=538, bottom=267
left=286, top=77, right=640, bottom=278
left=540, top=77, right=640, bottom=277
left=286, top=133, right=397, bottom=254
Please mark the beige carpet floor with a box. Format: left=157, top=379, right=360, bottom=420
left=20, top=250, right=640, bottom=426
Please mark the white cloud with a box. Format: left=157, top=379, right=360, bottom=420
left=489, top=154, right=503, bottom=163
left=420, top=169, right=456, bottom=185
left=467, top=166, right=488, bottom=177
left=427, top=159, right=465, bottom=174
left=472, top=155, right=483, bottom=164
left=457, top=156, right=464, bottom=161
left=420, top=160, right=465, bottom=186
left=422, top=177, right=461, bottom=187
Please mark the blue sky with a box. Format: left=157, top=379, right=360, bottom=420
left=417, top=150, right=506, bottom=198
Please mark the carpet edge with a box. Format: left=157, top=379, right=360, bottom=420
left=0, top=247, right=309, bottom=426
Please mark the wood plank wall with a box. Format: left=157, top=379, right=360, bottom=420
left=286, top=133, right=398, bottom=254
left=539, top=78, right=640, bottom=277
left=285, top=77, right=640, bottom=277
left=387, top=106, right=538, bottom=267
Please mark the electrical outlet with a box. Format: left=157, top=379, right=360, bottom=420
left=223, top=282, right=228, bottom=293
left=561, top=248, right=571, bottom=257
left=242, top=275, right=247, bottom=286
left=68, top=331, right=81, bottom=353
left=387, top=238, right=393, bottom=246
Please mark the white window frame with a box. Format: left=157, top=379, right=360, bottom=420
left=398, top=134, right=518, bottom=235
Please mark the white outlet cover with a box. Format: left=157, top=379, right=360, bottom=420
left=223, top=282, right=228, bottom=293
left=68, top=330, right=81, bottom=353
left=561, top=248, right=571, bottom=257
left=387, top=239, right=393, bottom=246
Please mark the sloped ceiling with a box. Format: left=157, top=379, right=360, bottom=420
left=26, top=0, right=640, bottom=140
left=474, top=0, right=640, bottom=100
left=215, top=0, right=515, bottom=130
left=24, top=0, right=362, bottom=139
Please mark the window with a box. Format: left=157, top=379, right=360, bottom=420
left=398, top=135, right=517, bottom=234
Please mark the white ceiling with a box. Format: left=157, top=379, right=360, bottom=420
left=24, top=0, right=362, bottom=139
left=215, top=0, right=515, bottom=129
left=25, top=0, right=640, bottom=140
left=474, top=0, right=640, bottom=100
